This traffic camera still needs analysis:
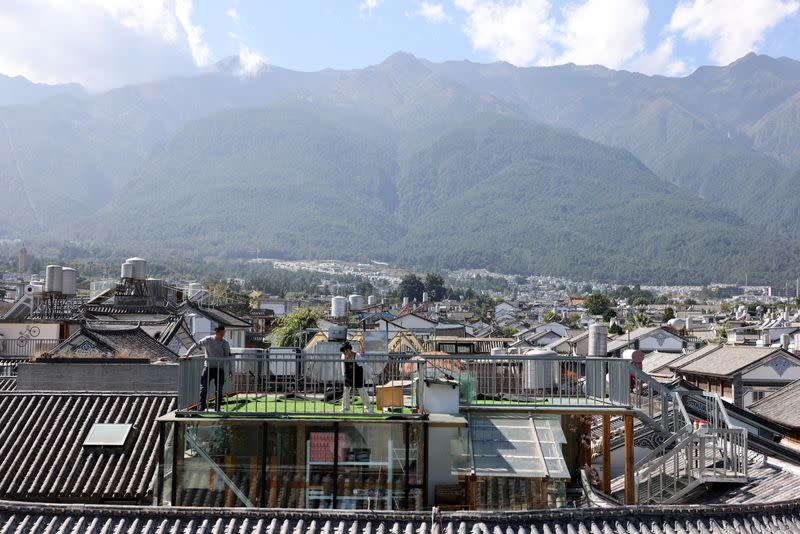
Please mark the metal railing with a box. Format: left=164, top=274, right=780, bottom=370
left=633, top=392, right=748, bottom=504
left=177, top=352, right=679, bottom=416
left=0, top=338, right=60, bottom=358
left=178, top=351, right=427, bottom=417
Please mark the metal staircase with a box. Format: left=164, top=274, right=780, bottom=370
left=603, top=363, right=749, bottom=504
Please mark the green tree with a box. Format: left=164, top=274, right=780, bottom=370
left=501, top=327, right=518, bottom=337
left=399, top=274, right=425, bottom=302
left=627, top=312, right=651, bottom=330
left=355, top=279, right=374, bottom=296
left=543, top=310, right=563, bottom=323
left=585, top=292, right=614, bottom=316
left=632, top=296, right=648, bottom=307
left=273, top=307, right=320, bottom=347
left=424, top=272, right=447, bottom=301
left=608, top=322, right=624, bottom=335
left=661, top=307, right=676, bottom=322
left=684, top=298, right=698, bottom=306
left=602, top=308, right=617, bottom=322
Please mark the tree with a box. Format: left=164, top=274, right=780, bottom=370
left=661, top=307, right=676, bottom=322
left=501, top=327, right=518, bottom=337
left=608, top=322, right=624, bottom=335
left=424, top=272, right=447, bottom=301
left=273, top=307, right=320, bottom=347
left=355, top=280, right=373, bottom=296
left=627, top=312, right=651, bottom=330
left=684, top=298, right=698, bottom=306
left=602, top=308, right=617, bottom=322
left=399, top=274, right=425, bottom=302
left=585, top=292, right=613, bottom=316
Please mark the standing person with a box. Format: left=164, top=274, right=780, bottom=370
left=339, top=341, right=374, bottom=413
left=187, top=325, right=232, bottom=411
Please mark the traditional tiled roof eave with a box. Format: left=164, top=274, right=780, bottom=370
left=0, top=498, right=800, bottom=533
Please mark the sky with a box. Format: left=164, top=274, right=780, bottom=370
left=1, top=0, right=799, bottom=91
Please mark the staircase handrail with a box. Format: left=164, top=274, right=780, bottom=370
left=634, top=423, right=693, bottom=470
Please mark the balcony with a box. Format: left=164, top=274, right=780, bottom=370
left=176, top=351, right=670, bottom=419
left=0, top=338, right=60, bottom=358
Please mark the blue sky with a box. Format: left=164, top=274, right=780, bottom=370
left=1, top=0, right=799, bottom=90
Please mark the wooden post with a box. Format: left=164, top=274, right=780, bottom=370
left=624, top=414, right=635, bottom=505
left=602, top=415, right=611, bottom=494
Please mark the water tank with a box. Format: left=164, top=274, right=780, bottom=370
left=331, top=296, right=348, bottom=318
left=44, top=265, right=63, bottom=294
left=402, top=297, right=409, bottom=307
left=422, top=291, right=429, bottom=303
left=781, top=333, right=791, bottom=350
left=622, top=349, right=645, bottom=369
left=348, top=294, right=365, bottom=312
left=522, top=348, right=560, bottom=390
left=24, top=284, right=42, bottom=295
left=61, top=267, right=77, bottom=296
left=667, top=318, right=686, bottom=330
left=368, top=295, right=377, bottom=306
left=125, top=257, right=147, bottom=279
left=328, top=325, right=347, bottom=342
left=761, top=329, right=771, bottom=346
left=588, top=323, right=608, bottom=357
left=121, top=262, right=134, bottom=279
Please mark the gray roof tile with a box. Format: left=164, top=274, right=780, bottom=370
left=1, top=499, right=800, bottom=533
left=0, top=392, right=175, bottom=503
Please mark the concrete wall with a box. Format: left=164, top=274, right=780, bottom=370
left=17, top=362, right=179, bottom=392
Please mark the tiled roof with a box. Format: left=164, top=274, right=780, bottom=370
left=678, top=346, right=791, bottom=377
left=45, top=325, right=179, bottom=361
left=182, top=303, right=251, bottom=328
left=0, top=392, right=175, bottom=503
left=642, top=350, right=685, bottom=375
left=750, top=378, right=800, bottom=429
left=701, top=452, right=800, bottom=505
left=0, top=499, right=799, bottom=533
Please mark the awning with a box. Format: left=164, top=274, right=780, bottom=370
left=451, top=414, right=570, bottom=479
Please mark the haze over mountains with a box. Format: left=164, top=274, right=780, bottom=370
left=2, top=52, right=800, bottom=284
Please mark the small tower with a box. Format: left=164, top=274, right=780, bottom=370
left=18, top=246, right=27, bottom=272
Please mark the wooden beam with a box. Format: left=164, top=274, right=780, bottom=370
left=624, top=414, right=635, bottom=505
left=602, top=415, right=611, bottom=494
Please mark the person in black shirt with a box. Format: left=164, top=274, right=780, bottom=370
left=339, top=341, right=374, bottom=413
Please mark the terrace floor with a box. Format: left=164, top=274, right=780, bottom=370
left=179, top=391, right=634, bottom=419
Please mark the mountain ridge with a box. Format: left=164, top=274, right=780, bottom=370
left=2, top=52, right=800, bottom=284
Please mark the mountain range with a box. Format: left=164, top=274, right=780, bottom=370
left=2, top=52, right=800, bottom=284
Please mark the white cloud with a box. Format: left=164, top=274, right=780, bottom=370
left=0, top=0, right=212, bottom=90
left=415, top=2, right=451, bottom=23
left=236, top=46, right=265, bottom=77
left=226, top=7, right=239, bottom=22
left=360, top=0, right=383, bottom=11
left=176, top=0, right=211, bottom=67
left=629, top=36, right=689, bottom=76
left=669, top=0, right=800, bottom=64
left=454, top=0, right=557, bottom=66
left=556, top=0, right=649, bottom=69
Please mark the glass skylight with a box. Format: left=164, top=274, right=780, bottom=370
left=83, top=423, right=132, bottom=447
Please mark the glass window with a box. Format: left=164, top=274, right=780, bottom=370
left=177, top=422, right=263, bottom=507
left=83, top=423, right=132, bottom=446
left=267, top=423, right=335, bottom=509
